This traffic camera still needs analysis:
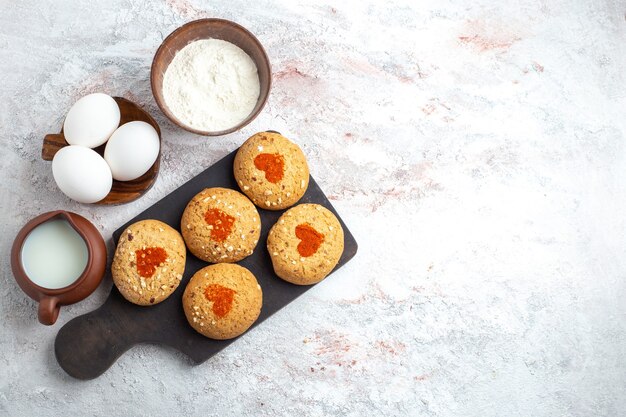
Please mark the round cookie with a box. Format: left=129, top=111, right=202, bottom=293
left=233, top=132, right=309, bottom=210
left=181, top=187, right=261, bottom=263
left=112, top=219, right=186, bottom=306
left=182, top=264, right=262, bottom=339
left=267, top=204, right=344, bottom=285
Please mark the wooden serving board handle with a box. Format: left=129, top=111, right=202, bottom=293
left=54, top=291, right=140, bottom=379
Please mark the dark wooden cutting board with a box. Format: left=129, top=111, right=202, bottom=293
left=54, top=147, right=358, bottom=379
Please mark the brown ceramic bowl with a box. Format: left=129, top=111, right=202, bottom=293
left=11, top=211, right=107, bottom=325
left=42, top=97, right=162, bottom=205
left=151, top=18, right=272, bottom=136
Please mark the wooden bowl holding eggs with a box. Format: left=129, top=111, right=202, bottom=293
left=151, top=18, right=272, bottom=136
left=42, top=95, right=161, bottom=205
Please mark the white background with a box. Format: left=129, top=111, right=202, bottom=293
left=1, top=0, right=625, bottom=415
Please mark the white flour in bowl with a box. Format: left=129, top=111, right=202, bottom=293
left=162, top=39, right=260, bottom=132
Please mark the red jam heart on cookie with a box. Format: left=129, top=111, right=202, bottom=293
left=135, top=247, right=167, bottom=278
left=295, top=223, right=325, bottom=257
left=204, top=284, right=237, bottom=318
left=204, top=208, right=235, bottom=242
left=254, top=153, right=285, bottom=183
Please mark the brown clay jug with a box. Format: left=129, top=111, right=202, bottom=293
left=11, top=210, right=107, bottom=325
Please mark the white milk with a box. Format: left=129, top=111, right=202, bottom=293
left=20, top=219, right=88, bottom=289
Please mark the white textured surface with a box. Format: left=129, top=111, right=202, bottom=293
left=1, top=1, right=625, bottom=416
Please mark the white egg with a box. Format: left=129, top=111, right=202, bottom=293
left=63, top=93, right=120, bottom=148
left=104, top=121, right=160, bottom=181
left=52, top=146, right=112, bottom=203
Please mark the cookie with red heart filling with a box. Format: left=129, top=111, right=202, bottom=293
left=183, top=263, right=262, bottom=339
left=112, top=219, right=186, bottom=306
left=181, top=187, right=261, bottom=263
left=233, top=132, right=309, bottom=210
left=267, top=204, right=344, bottom=285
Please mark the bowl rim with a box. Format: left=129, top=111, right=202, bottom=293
left=150, top=18, right=272, bottom=137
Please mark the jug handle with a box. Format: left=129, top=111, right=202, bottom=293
left=38, top=296, right=60, bottom=325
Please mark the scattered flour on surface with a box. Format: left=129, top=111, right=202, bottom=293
left=162, top=39, right=260, bottom=131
